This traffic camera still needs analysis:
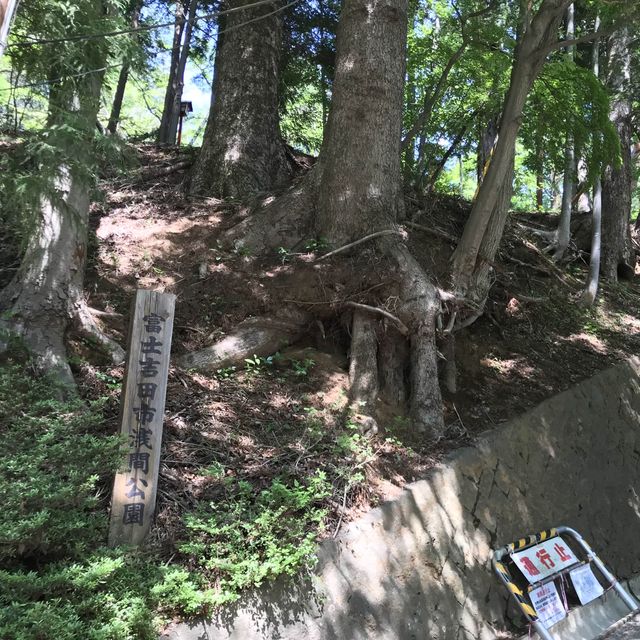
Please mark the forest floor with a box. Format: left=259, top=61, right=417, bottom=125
left=72, top=144, right=640, bottom=556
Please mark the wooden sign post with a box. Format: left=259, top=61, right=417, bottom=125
left=109, top=289, right=176, bottom=547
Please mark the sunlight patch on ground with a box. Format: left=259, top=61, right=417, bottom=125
left=614, top=313, right=640, bottom=335
left=560, top=332, right=609, bottom=355
left=480, top=356, right=537, bottom=379
left=268, top=392, right=295, bottom=409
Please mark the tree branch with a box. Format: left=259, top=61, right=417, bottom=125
left=344, top=302, right=409, bottom=336
left=314, top=229, right=405, bottom=262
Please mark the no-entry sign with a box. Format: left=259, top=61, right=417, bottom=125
left=511, top=538, right=578, bottom=583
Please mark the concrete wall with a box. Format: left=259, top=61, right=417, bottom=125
left=164, top=357, right=640, bottom=640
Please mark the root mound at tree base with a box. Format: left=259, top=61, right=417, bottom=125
left=185, top=192, right=447, bottom=440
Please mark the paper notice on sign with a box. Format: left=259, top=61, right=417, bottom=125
left=530, top=581, right=566, bottom=629
left=570, top=564, right=604, bottom=605
left=511, top=537, right=578, bottom=584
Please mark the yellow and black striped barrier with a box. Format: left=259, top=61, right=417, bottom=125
left=492, top=525, right=639, bottom=640
left=494, top=559, right=538, bottom=620
left=507, top=528, right=558, bottom=553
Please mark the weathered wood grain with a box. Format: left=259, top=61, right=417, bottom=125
left=108, top=289, right=175, bottom=547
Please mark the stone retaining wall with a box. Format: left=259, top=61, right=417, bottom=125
left=165, top=357, right=640, bottom=640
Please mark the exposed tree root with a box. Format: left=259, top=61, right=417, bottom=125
left=0, top=317, right=76, bottom=391
left=204, top=175, right=447, bottom=439
left=177, top=310, right=311, bottom=372
left=378, top=330, right=408, bottom=406
left=73, top=300, right=126, bottom=365
left=442, top=333, right=457, bottom=394
left=385, top=241, right=445, bottom=438
left=344, top=301, right=409, bottom=336
left=223, top=169, right=320, bottom=254
left=0, top=297, right=125, bottom=390
left=315, top=229, right=405, bottom=263
left=348, top=311, right=380, bottom=435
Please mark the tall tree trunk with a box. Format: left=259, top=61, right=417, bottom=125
left=107, top=0, right=144, bottom=135
left=450, top=0, right=568, bottom=301
left=601, top=25, right=635, bottom=281
left=316, top=0, right=443, bottom=437
left=316, top=0, right=405, bottom=244
left=553, top=3, right=575, bottom=261
left=189, top=0, right=291, bottom=198
left=0, top=65, right=124, bottom=385
left=476, top=116, right=498, bottom=184
left=157, top=0, right=188, bottom=145
left=107, top=63, right=131, bottom=135
left=579, top=17, right=602, bottom=307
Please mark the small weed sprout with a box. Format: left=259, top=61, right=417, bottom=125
left=276, top=246, right=291, bottom=264
left=214, top=365, right=236, bottom=380
left=291, top=358, right=315, bottom=377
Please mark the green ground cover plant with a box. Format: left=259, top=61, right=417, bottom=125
left=0, top=359, right=331, bottom=638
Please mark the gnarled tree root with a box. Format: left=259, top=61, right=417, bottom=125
left=224, top=169, right=320, bottom=254
left=378, top=329, right=408, bottom=406
left=386, top=241, right=445, bottom=439
left=177, top=310, right=311, bottom=372
left=348, top=311, right=380, bottom=435
left=73, top=301, right=126, bottom=365
left=215, top=189, right=446, bottom=440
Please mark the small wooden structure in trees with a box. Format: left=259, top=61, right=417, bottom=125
left=177, top=100, right=193, bottom=146
left=108, top=289, right=175, bottom=547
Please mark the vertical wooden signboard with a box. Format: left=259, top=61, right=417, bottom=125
left=109, top=290, right=176, bottom=547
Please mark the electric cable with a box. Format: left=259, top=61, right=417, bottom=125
left=8, top=0, right=300, bottom=49
left=0, top=0, right=300, bottom=93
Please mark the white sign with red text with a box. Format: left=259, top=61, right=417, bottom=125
left=530, top=581, right=567, bottom=628
left=511, top=538, right=578, bottom=584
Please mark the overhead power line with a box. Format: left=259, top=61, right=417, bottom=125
left=8, top=0, right=300, bottom=49
left=0, top=0, right=300, bottom=94
left=0, top=64, right=119, bottom=93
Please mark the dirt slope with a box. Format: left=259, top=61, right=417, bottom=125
left=75, top=145, right=640, bottom=548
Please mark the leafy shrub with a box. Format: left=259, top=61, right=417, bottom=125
left=0, top=553, right=160, bottom=640
left=179, top=472, right=330, bottom=605
left=0, top=363, right=333, bottom=637
left=0, top=364, right=122, bottom=561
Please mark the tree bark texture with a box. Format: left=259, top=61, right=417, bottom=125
left=601, top=25, right=635, bottom=282
left=553, top=3, right=575, bottom=261
left=348, top=312, right=380, bottom=433
left=189, top=0, right=291, bottom=197
left=315, top=0, right=407, bottom=245
left=0, top=67, right=124, bottom=385
left=451, top=0, right=569, bottom=299
left=378, top=330, right=408, bottom=406
left=157, top=0, right=188, bottom=145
